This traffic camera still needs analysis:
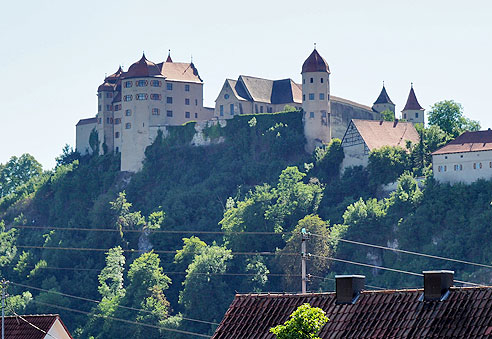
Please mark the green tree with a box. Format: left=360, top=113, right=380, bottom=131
left=380, top=109, right=395, bottom=122
left=270, top=303, right=329, bottom=339
left=428, top=100, right=480, bottom=137
left=311, top=138, right=344, bottom=182
left=98, top=246, right=125, bottom=300
left=179, top=244, right=233, bottom=324
left=367, top=146, right=410, bottom=186
left=55, top=144, right=80, bottom=167
left=0, top=154, right=42, bottom=197
left=89, top=128, right=99, bottom=155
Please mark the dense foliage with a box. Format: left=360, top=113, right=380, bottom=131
left=0, top=105, right=489, bottom=338
left=270, top=303, right=329, bottom=339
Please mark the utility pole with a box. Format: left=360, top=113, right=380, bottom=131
left=301, top=228, right=309, bottom=293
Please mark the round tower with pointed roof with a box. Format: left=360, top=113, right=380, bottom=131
left=402, top=84, right=425, bottom=124
left=372, top=84, right=395, bottom=117
left=302, top=47, right=331, bottom=152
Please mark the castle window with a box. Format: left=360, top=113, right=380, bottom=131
left=195, top=112, right=198, bottom=118
left=309, top=93, right=314, bottom=100
left=185, top=111, right=190, bottom=118
left=125, top=109, right=132, bottom=116
left=185, top=98, right=190, bottom=105
left=416, top=112, right=419, bottom=118
left=321, top=78, right=324, bottom=83
left=444, top=165, right=447, bottom=171
left=167, top=96, right=173, bottom=104
left=152, top=108, right=160, bottom=115
left=239, top=103, right=243, bottom=114
left=166, top=110, right=173, bottom=117
left=185, top=84, right=190, bottom=92
left=98, top=118, right=102, bottom=124
left=230, top=104, right=234, bottom=115
left=116, top=147, right=119, bottom=152
left=255, top=104, right=258, bottom=113
left=267, top=107, right=273, bottom=113
left=224, top=93, right=229, bottom=99
left=115, top=132, right=120, bottom=138
left=460, top=164, right=463, bottom=170
left=106, top=117, right=110, bottom=124
left=150, top=80, right=161, bottom=87
left=310, top=78, right=313, bottom=83
left=310, top=112, right=314, bottom=118
left=106, top=92, right=113, bottom=98
left=106, top=105, right=111, bottom=111
left=125, top=123, right=131, bottom=129
left=98, top=105, right=101, bottom=111
left=473, top=163, right=476, bottom=169
left=167, top=83, right=173, bottom=90
left=136, top=80, right=148, bottom=87
left=114, top=104, right=121, bottom=111
left=195, top=99, right=198, bottom=106
left=220, top=105, right=224, bottom=116
left=124, top=81, right=133, bottom=88
left=404, top=113, right=407, bottom=119
left=303, top=94, right=305, bottom=101
left=150, top=94, right=161, bottom=100
left=115, top=118, right=121, bottom=124
left=136, top=93, right=148, bottom=100
left=480, top=162, right=483, bottom=169
left=260, top=106, right=264, bottom=113
left=124, top=95, right=132, bottom=102
left=490, top=161, right=492, bottom=168
left=319, top=93, right=325, bottom=100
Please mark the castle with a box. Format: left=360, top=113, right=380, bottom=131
left=76, top=48, right=425, bottom=172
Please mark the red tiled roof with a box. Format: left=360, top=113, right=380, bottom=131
left=432, top=130, right=492, bottom=155
left=402, top=86, right=424, bottom=111
left=345, top=119, right=420, bottom=151
left=302, top=49, right=330, bottom=73
left=159, top=62, right=202, bottom=83
left=212, top=286, right=492, bottom=339
left=125, top=53, right=162, bottom=78
left=4, top=314, right=73, bottom=339
left=105, top=66, right=123, bottom=83
left=97, top=82, right=114, bottom=92
left=76, top=117, right=97, bottom=126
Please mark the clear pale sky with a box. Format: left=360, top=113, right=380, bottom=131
left=1, top=0, right=491, bottom=169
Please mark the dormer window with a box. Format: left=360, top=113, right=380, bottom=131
left=224, top=94, right=230, bottom=99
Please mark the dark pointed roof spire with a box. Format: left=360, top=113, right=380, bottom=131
left=166, top=49, right=173, bottom=63
left=402, top=84, right=424, bottom=111
left=302, top=48, right=330, bottom=73
left=373, top=83, right=394, bottom=105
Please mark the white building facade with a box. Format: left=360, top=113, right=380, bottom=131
left=432, top=130, right=492, bottom=184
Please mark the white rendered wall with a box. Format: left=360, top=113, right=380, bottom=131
left=341, top=142, right=369, bottom=172
left=433, top=150, right=492, bottom=184
left=75, top=123, right=96, bottom=155
left=46, top=319, right=72, bottom=339
left=402, top=109, right=424, bottom=124
left=302, top=71, right=330, bottom=152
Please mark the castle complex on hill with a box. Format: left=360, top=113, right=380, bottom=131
left=76, top=48, right=425, bottom=172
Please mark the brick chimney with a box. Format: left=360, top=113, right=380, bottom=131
left=335, top=275, right=365, bottom=304
left=423, top=270, right=454, bottom=301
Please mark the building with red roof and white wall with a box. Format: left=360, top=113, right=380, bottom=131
left=432, top=129, right=492, bottom=184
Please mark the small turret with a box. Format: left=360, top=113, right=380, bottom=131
left=402, top=83, right=424, bottom=124
left=301, top=46, right=331, bottom=152
left=372, top=83, right=395, bottom=118
left=166, top=49, right=173, bottom=63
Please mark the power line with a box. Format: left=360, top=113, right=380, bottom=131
left=11, top=225, right=288, bottom=236
left=8, top=308, right=59, bottom=339
left=310, top=233, right=492, bottom=271
left=10, top=282, right=219, bottom=327
left=30, top=300, right=210, bottom=338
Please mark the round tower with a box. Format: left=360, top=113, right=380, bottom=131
left=402, top=83, right=425, bottom=124
left=372, top=83, right=395, bottom=117
left=301, top=48, right=331, bottom=152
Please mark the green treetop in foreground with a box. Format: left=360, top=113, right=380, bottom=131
left=428, top=100, right=480, bottom=137
left=270, top=303, right=329, bottom=339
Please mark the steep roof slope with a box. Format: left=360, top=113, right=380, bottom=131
left=403, top=86, right=424, bottom=111
left=212, top=287, right=492, bottom=339
left=373, top=85, right=394, bottom=105
left=4, top=314, right=73, bottom=339
left=432, top=129, right=492, bottom=155
left=346, top=119, right=420, bottom=151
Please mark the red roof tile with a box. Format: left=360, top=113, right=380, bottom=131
left=212, top=287, right=492, bottom=339
left=125, top=53, right=162, bottom=78
left=4, top=314, right=73, bottom=339
left=432, top=130, right=492, bottom=155
left=402, top=85, right=424, bottom=111
left=302, top=49, right=330, bottom=74
left=343, top=119, right=420, bottom=151
left=159, top=62, right=202, bottom=83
